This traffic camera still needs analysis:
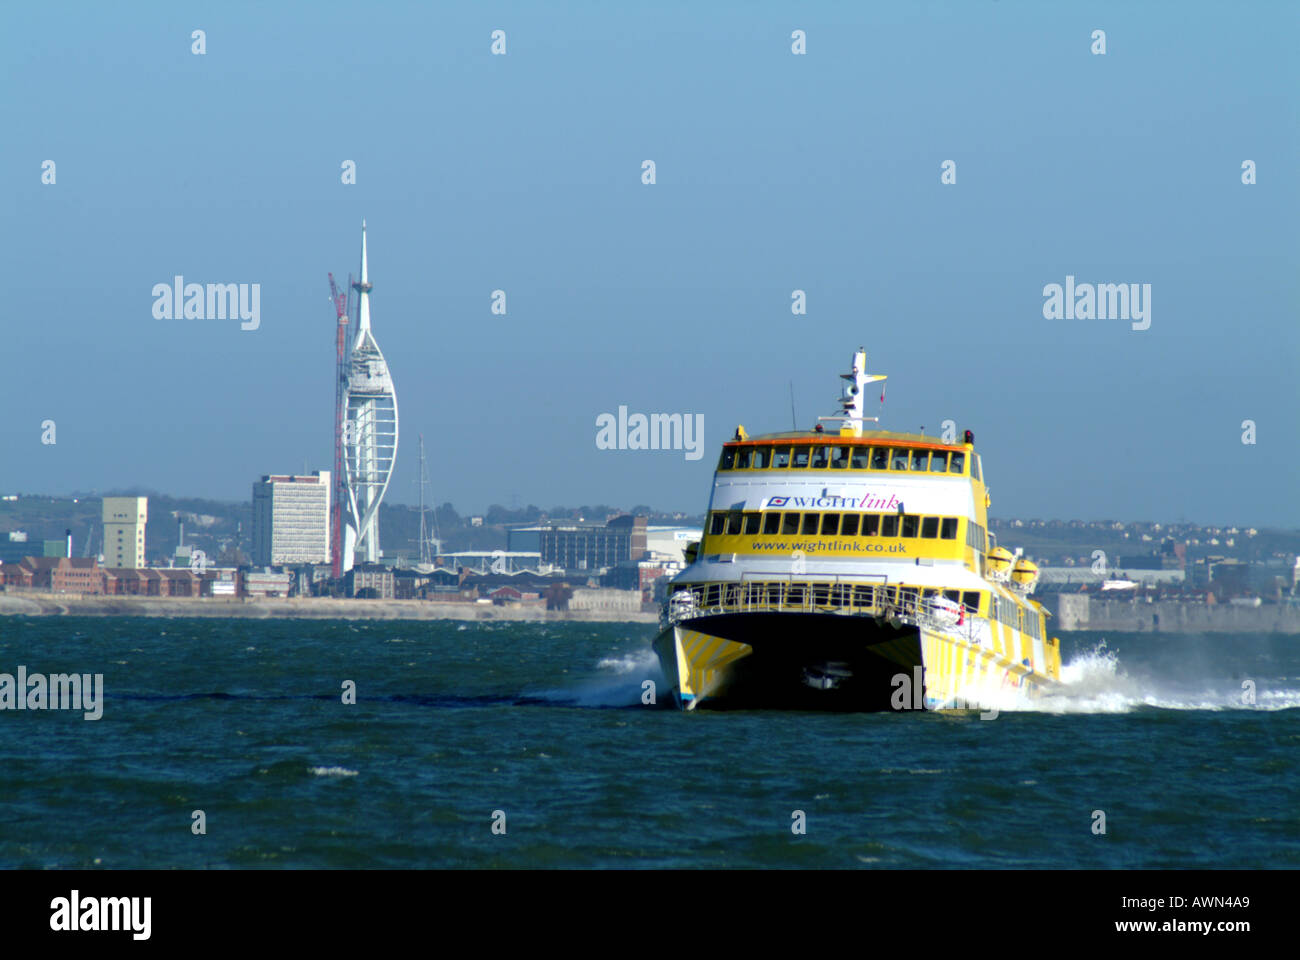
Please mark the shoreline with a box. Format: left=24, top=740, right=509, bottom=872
left=0, top=592, right=658, bottom=623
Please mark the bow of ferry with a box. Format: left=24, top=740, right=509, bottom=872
left=653, top=348, right=1062, bottom=712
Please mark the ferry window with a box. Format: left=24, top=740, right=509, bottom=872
left=809, top=446, right=830, bottom=469
left=709, top=512, right=726, bottom=535
left=781, top=512, right=800, bottom=535
left=861, top=515, right=879, bottom=536
left=881, top=515, right=899, bottom=537
left=771, top=446, right=791, bottom=468
left=929, top=451, right=948, bottom=472
left=910, top=449, right=928, bottom=472
left=853, top=585, right=874, bottom=607
left=900, top=588, right=919, bottom=613
left=890, top=448, right=909, bottom=471
left=791, top=446, right=812, bottom=468
left=734, top=448, right=752, bottom=469
left=801, top=513, right=819, bottom=535
left=974, top=455, right=983, bottom=482
left=901, top=515, right=919, bottom=538
left=851, top=446, right=870, bottom=469
left=830, top=446, right=849, bottom=469
left=840, top=514, right=860, bottom=536
left=940, top=518, right=958, bottom=539
left=883, top=585, right=898, bottom=605
left=870, top=447, right=888, bottom=470
left=727, top=512, right=744, bottom=535
left=921, top=517, right=939, bottom=538
left=719, top=448, right=736, bottom=470
left=762, top=513, right=781, bottom=535
left=821, top=514, right=840, bottom=535
left=752, top=447, right=770, bottom=469
left=962, top=591, right=980, bottom=613
left=943, top=589, right=960, bottom=604
left=743, top=512, right=761, bottom=535
left=949, top=451, right=965, bottom=474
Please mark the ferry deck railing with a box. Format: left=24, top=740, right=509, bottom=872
left=664, top=575, right=983, bottom=644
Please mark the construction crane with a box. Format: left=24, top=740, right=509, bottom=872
left=328, top=272, right=351, bottom=579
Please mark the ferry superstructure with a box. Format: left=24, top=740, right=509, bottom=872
left=653, top=348, right=1061, bottom=711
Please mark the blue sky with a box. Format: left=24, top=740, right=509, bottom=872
left=2, top=1, right=1296, bottom=526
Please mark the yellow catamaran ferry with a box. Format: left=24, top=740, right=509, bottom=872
left=653, top=348, right=1062, bottom=711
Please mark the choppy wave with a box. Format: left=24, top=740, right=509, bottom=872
left=529, top=649, right=665, bottom=708
left=1026, top=640, right=1300, bottom=714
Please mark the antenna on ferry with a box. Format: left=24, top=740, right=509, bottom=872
left=818, top=347, right=887, bottom=437
left=789, top=381, right=797, bottom=430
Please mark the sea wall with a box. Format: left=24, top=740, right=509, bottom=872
left=0, top=592, right=658, bottom=623
left=1050, top=593, right=1300, bottom=633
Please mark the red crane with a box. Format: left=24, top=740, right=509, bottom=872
left=328, top=272, right=351, bottom=580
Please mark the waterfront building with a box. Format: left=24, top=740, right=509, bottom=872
left=251, top=472, right=331, bottom=566
left=103, top=497, right=148, bottom=568
left=507, top=515, right=647, bottom=572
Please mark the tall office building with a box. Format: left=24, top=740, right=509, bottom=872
left=103, top=497, right=148, bottom=568
left=252, top=472, right=331, bottom=566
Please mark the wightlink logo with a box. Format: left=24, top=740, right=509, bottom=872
left=595, top=406, right=704, bottom=461
left=152, top=276, right=260, bottom=330
left=1042, top=275, right=1151, bottom=330
left=766, top=493, right=900, bottom=511
left=50, top=891, right=151, bottom=941
left=0, top=666, right=103, bottom=720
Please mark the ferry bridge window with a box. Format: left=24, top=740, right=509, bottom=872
left=940, top=518, right=958, bottom=539
left=962, top=591, right=980, bottom=612
left=762, top=513, right=781, bottom=535
left=840, top=514, right=860, bottom=535
left=801, top=513, right=819, bottom=535
left=881, top=515, right=899, bottom=537
left=910, top=449, right=928, bottom=472
left=949, top=451, right=965, bottom=474
left=743, top=512, right=761, bottom=535
left=709, top=512, right=726, bottom=535
left=890, top=448, right=909, bottom=471
left=771, top=446, right=791, bottom=468
left=810, top=446, right=830, bottom=469
left=821, top=514, right=840, bottom=535
left=792, top=446, right=812, bottom=468
left=781, top=512, right=800, bottom=535
left=929, top=451, right=949, bottom=472
left=851, top=446, right=871, bottom=469
left=974, top=455, right=983, bottom=482
left=727, top=512, right=744, bottom=535
left=752, top=447, right=770, bottom=469
left=870, top=447, right=889, bottom=470
left=921, top=517, right=939, bottom=538
left=720, top=448, right=737, bottom=470
left=860, top=515, right=880, bottom=536
left=942, top=589, right=960, bottom=604
left=901, top=515, right=919, bottom=538
left=830, top=446, right=850, bottom=468
left=734, top=448, right=752, bottom=469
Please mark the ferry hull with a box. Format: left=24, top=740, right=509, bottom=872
left=653, top=612, right=1051, bottom=712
